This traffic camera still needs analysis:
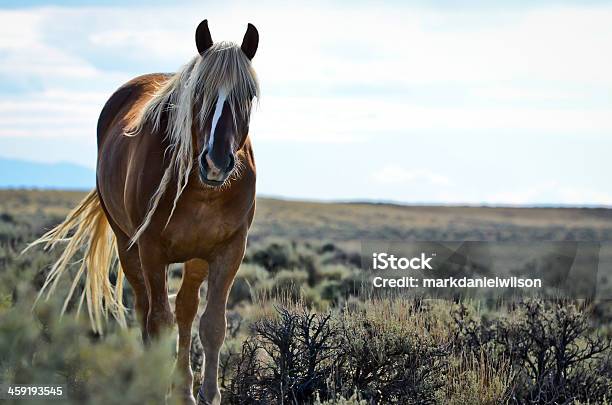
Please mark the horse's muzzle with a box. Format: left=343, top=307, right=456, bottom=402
left=199, top=149, right=235, bottom=187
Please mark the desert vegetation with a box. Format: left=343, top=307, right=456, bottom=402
left=1, top=190, right=611, bottom=404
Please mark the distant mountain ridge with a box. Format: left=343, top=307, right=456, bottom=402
left=0, top=157, right=95, bottom=189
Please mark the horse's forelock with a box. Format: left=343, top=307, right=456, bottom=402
left=194, top=42, right=259, bottom=128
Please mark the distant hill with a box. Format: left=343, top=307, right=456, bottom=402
left=0, top=157, right=94, bottom=190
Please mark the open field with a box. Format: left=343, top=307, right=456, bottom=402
left=3, top=189, right=612, bottom=242
left=1, top=189, right=611, bottom=404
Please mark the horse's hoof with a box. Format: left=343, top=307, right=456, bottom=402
left=197, top=391, right=211, bottom=405
left=196, top=387, right=221, bottom=405
left=196, top=396, right=215, bottom=405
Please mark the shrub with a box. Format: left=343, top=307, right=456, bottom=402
left=247, top=241, right=297, bottom=273
left=229, top=264, right=270, bottom=306
left=272, top=270, right=309, bottom=299
left=0, top=279, right=178, bottom=404
left=332, top=313, right=447, bottom=404
left=453, top=300, right=612, bottom=404
left=224, top=306, right=448, bottom=404
left=225, top=307, right=336, bottom=404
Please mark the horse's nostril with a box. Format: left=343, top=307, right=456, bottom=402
left=200, top=149, right=233, bottom=179
left=200, top=149, right=209, bottom=167
left=226, top=154, right=235, bottom=171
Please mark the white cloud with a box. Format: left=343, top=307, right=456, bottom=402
left=370, top=166, right=450, bottom=186
left=248, top=95, right=612, bottom=143
left=0, top=10, right=41, bottom=48
left=89, top=29, right=191, bottom=60
left=0, top=9, right=103, bottom=80
left=2, top=3, right=612, bottom=142
left=1, top=2, right=611, bottom=205
left=487, top=182, right=612, bottom=206
left=0, top=89, right=106, bottom=138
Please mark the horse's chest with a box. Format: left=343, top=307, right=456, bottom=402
left=162, top=201, right=251, bottom=261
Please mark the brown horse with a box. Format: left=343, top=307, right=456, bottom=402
left=28, top=20, right=259, bottom=405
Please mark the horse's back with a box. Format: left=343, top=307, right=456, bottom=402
left=96, top=73, right=171, bottom=146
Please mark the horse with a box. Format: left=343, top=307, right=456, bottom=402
left=28, top=20, right=260, bottom=405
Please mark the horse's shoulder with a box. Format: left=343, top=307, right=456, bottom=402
left=96, top=73, right=172, bottom=144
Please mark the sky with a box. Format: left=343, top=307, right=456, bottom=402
left=0, top=0, right=611, bottom=205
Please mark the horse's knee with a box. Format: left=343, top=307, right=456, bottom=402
left=175, top=295, right=197, bottom=326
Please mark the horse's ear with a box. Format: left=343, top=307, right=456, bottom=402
left=241, top=23, right=259, bottom=60
left=196, top=19, right=213, bottom=54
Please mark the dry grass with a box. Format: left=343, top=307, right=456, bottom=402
left=443, top=349, right=513, bottom=405
left=3, top=189, right=612, bottom=241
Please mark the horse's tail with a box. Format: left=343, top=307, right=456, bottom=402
left=24, top=189, right=126, bottom=333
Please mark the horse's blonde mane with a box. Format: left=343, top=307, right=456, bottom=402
left=126, top=42, right=259, bottom=246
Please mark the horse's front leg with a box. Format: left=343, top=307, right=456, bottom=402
left=174, top=258, right=209, bottom=404
left=197, top=230, right=247, bottom=405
